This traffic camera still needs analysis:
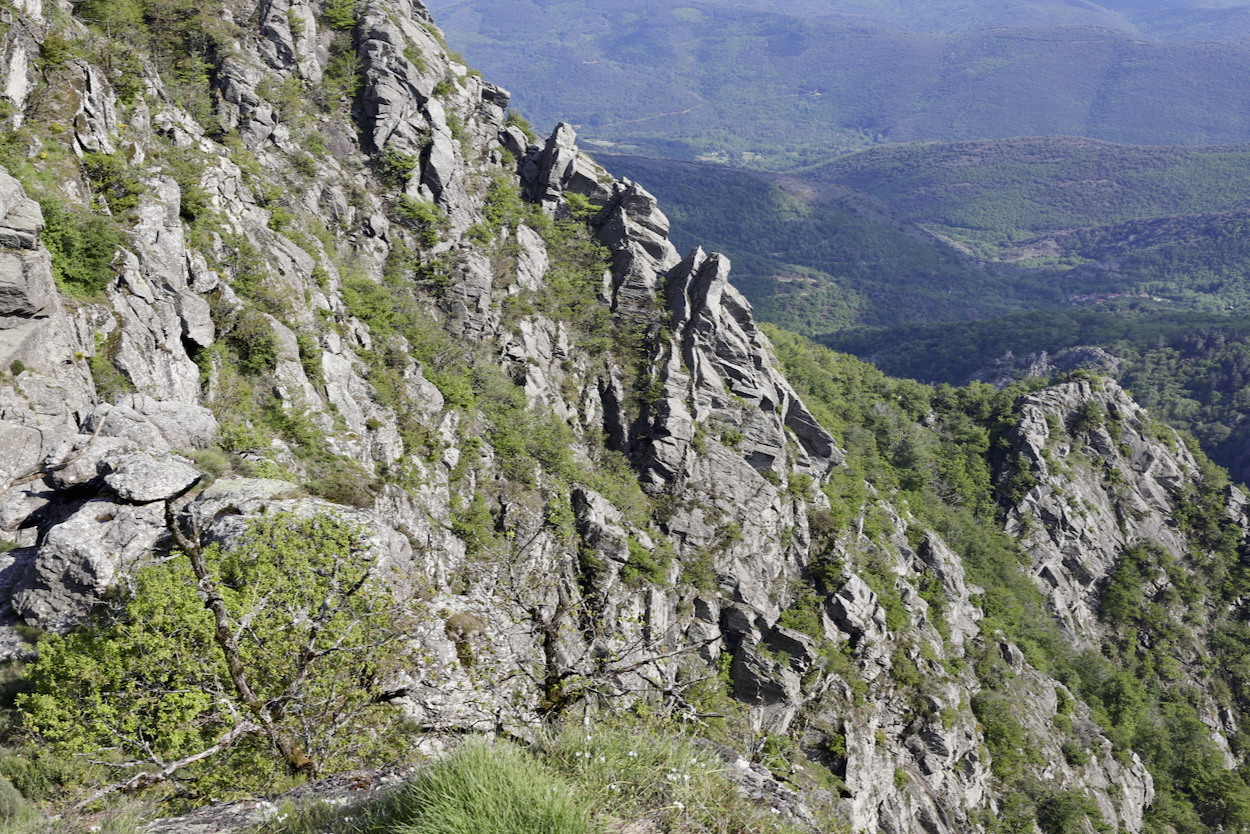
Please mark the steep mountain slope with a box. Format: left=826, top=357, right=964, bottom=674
left=0, top=0, right=1245, bottom=832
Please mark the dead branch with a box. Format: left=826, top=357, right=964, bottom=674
left=69, top=721, right=260, bottom=813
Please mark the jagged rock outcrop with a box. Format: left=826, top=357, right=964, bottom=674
left=973, top=346, right=1122, bottom=389
left=1002, top=378, right=1195, bottom=640
left=0, top=0, right=1242, bottom=831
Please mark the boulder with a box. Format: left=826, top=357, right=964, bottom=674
left=103, top=451, right=201, bottom=504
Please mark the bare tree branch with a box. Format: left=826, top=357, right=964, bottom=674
left=69, top=721, right=260, bottom=813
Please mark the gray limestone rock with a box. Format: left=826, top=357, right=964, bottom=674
left=82, top=395, right=219, bottom=451
left=10, top=498, right=168, bottom=630
left=103, top=451, right=201, bottom=504
left=65, top=60, right=118, bottom=156
left=0, top=249, right=55, bottom=317
left=1002, top=378, right=1194, bottom=641
left=44, top=433, right=137, bottom=490
left=0, top=169, right=42, bottom=252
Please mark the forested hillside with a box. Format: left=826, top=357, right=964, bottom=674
left=431, top=0, right=1250, bottom=166
left=797, top=137, right=1250, bottom=257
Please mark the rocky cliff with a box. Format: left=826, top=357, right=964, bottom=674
left=0, top=0, right=1247, bottom=831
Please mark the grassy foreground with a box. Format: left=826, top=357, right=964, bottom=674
left=255, top=724, right=828, bottom=834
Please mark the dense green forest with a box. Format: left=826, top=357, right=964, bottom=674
left=603, top=149, right=1250, bottom=329
left=798, top=137, right=1250, bottom=255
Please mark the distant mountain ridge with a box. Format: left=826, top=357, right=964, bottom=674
left=433, top=0, right=1250, bottom=165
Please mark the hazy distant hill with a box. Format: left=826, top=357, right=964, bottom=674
left=433, top=0, right=1250, bottom=165
left=797, top=137, right=1250, bottom=254
left=605, top=141, right=1250, bottom=332
left=601, top=154, right=1059, bottom=329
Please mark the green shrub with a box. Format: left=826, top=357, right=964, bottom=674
left=83, top=152, right=143, bottom=216
left=621, top=537, right=670, bottom=587
left=451, top=491, right=495, bottom=558
left=89, top=350, right=136, bottom=403
left=342, top=276, right=397, bottom=336
left=0, top=745, right=87, bottom=804
left=504, top=109, right=537, bottom=142
left=19, top=512, right=414, bottom=801
left=403, top=45, right=426, bottom=73
left=377, top=146, right=417, bottom=189
left=1036, top=789, right=1108, bottom=834
left=39, top=198, right=123, bottom=299
left=304, top=458, right=377, bottom=508
left=322, top=0, right=356, bottom=31
left=0, top=775, right=28, bottom=822
left=37, top=33, right=80, bottom=71
left=971, top=692, right=1039, bottom=781
left=1070, top=399, right=1106, bottom=434
left=189, top=448, right=230, bottom=481
left=395, top=197, right=445, bottom=248
left=163, top=145, right=211, bottom=223
left=226, top=309, right=280, bottom=375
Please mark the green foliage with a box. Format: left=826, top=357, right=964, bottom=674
left=777, top=587, right=825, bottom=640
left=451, top=491, right=496, bottom=558
left=39, top=198, right=122, bottom=299
left=161, top=145, right=212, bottom=224
left=1036, top=789, right=1110, bottom=834
left=562, top=192, right=600, bottom=222
left=388, top=740, right=590, bottom=834
left=261, top=722, right=814, bottom=834
left=540, top=723, right=811, bottom=834
left=303, top=457, right=378, bottom=508
left=403, top=45, right=426, bottom=73
left=19, top=512, right=413, bottom=801
left=504, top=109, right=537, bottom=142
left=377, top=146, right=417, bottom=189
left=322, top=0, right=356, bottom=31
left=528, top=217, right=616, bottom=354
left=83, top=152, right=143, bottom=216
left=767, top=327, right=1250, bottom=831
left=477, top=170, right=528, bottom=235
left=0, top=775, right=29, bottom=822
left=621, top=537, right=670, bottom=587
left=342, top=276, right=397, bottom=336
left=88, top=338, right=136, bottom=403
left=37, top=33, right=81, bottom=72
left=223, top=309, right=280, bottom=376
left=395, top=197, right=445, bottom=248
left=971, top=692, right=1040, bottom=781
left=807, top=139, right=1250, bottom=255
left=471, top=362, right=577, bottom=486
left=1070, top=399, right=1106, bottom=434
left=72, top=0, right=234, bottom=118
left=322, top=33, right=364, bottom=101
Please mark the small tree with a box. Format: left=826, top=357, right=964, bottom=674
left=20, top=510, right=417, bottom=805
